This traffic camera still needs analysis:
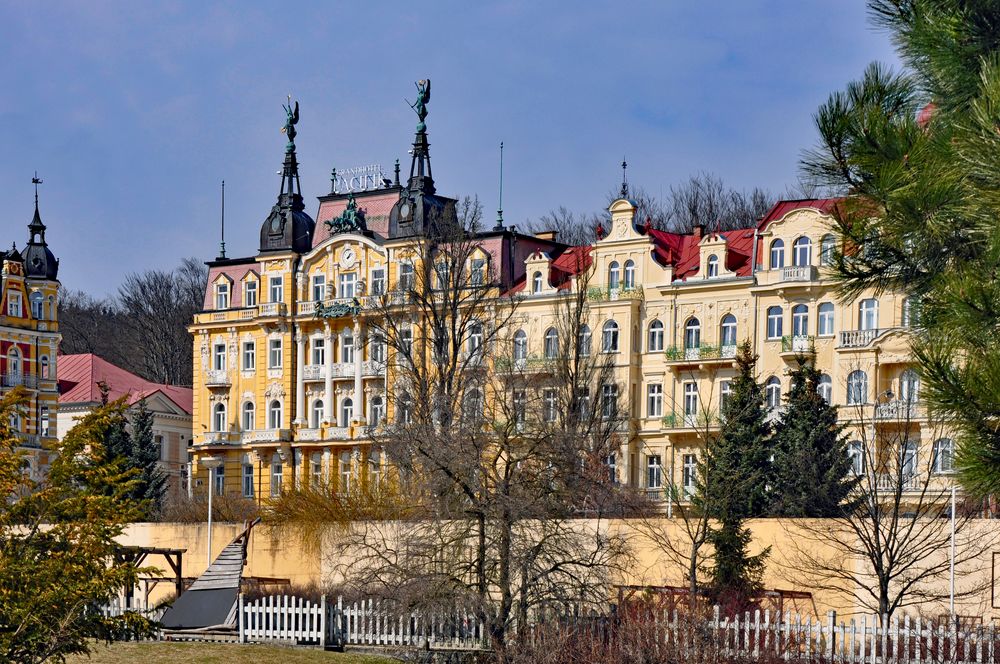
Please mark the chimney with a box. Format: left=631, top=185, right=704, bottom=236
left=535, top=230, right=559, bottom=242
left=693, top=224, right=705, bottom=239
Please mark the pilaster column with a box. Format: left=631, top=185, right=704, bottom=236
left=353, top=318, right=364, bottom=423
left=294, top=332, right=305, bottom=426
left=324, top=323, right=333, bottom=426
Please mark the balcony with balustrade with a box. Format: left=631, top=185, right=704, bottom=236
left=874, top=399, right=924, bottom=421
left=303, top=361, right=381, bottom=382
left=780, top=335, right=815, bottom=358
left=194, top=307, right=258, bottom=325
left=586, top=287, right=644, bottom=303
left=240, top=429, right=292, bottom=444
left=16, top=433, right=40, bottom=449
left=1, top=374, right=37, bottom=389
left=663, top=343, right=737, bottom=369
left=204, top=369, right=231, bottom=387
left=661, top=411, right=715, bottom=432
left=839, top=328, right=881, bottom=349
left=780, top=265, right=818, bottom=282
left=258, top=302, right=288, bottom=318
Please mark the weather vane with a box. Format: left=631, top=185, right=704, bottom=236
left=32, top=171, right=42, bottom=206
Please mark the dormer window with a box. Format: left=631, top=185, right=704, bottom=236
left=471, top=259, right=486, bottom=286
left=532, top=271, right=543, bottom=294
left=244, top=280, right=258, bottom=307
left=623, top=260, right=635, bottom=289
left=608, top=262, right=620, bottom=290
left=770, top=240, right=785, bottom=269
left=7, top=292, right=21, bottom=317
left=707, top=255, right=719, bottom=278
left=215, top=281, right=230, bottom=310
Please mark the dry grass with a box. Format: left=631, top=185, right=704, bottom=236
left=66, top=641, right=395, bottom=663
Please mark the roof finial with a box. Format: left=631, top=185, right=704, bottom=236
left=620, top=157, right=629, bottom=199
left=405, top=79, right=435, bottom=194
left=330, top=168, right=337, bottom=195
left=28, top=171, right=46, bottom=243
left=218, top=179, right=227, bottom=260
left=32, top=171, right=42, bottom=209
left=494, top=141, right=505, bottom=231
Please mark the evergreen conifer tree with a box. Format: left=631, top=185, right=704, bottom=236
left=770, top=359, right=857, bottom=517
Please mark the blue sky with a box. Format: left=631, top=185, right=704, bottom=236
left=0, top=2, right=898, bottom=295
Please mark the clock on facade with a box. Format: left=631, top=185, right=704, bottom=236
left=341, top=247, right=357, bottom=269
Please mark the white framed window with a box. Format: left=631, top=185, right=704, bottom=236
left=244, top=280, right=258, bottom=307
left=900, top=369, right=920, bottom=404
left=859, top=298, right=879, bottom=331
left=268, top=400, right=282, bottom=429
left=470, top=259, right=486, bottom=286
left=606, top=453, right=617, bottom=484
left=242, top=401, right=255, bottom=431
left=39, top=406, right=49, bottom=437
left=818, top=303, right=835, bottom=336
left=601, top=383, right=618, bottom=420
left=311, top=399, right=324, bottom=429
left=647, top=320, right=664, bottom=352
left=214, top=464, right=225, bottom=496
left=435, top=261, right=450, bottom=290
left=765, top=377, right=781, bottom=410
left=29, top=292, right=43, bottom=320
left=901, top=297, right=913, bottom=327
left=683, top=382, right=698, bottom=418
left=820, top=234, right=836, bottom=266
left=647, top=383, right=663, bottom=418
left=847, top=441, right=865, bottom=475
left=513, top=390, right=526, bottom=431
left=793, top=236, right=811, bottom=267
left=720, top=314, right=737, bottom=348
left=847, top=370, right=868, bottom=405
left=39, top=355, right=49, bottom=379
left=215, top=281, right=230, bottom=309
left=578, top=325, right=591, bottom=357
left=269, top=276, right=284, bottom=303
left=370, top=268, right=386, bottom=296
left=369, top=396, right=384, bottom=427
left=770, top=239, right=785, bottom=269
left=468, top=322, right=484, bottom=360
left=242, top=463, right=254, bottom=498
left=370, top=332, right=386, bottom=364
left=818, top=374, right=833, bottom=404
left=543, top=388, right=558, bottom=423
left=602, top=320, right=619, bottom=353
left=268, top=339, right=282, bottom=368
left=400, top=326, right=413, bottom=355
left=398, top=262, right=414, bottom=290
left=213, top=343, right=226, bottom=371
left=647, top=455, right=662, bottom=489
left=684, top=318, right=701, bottom=350
left=623, top=260, right=635, bottom=288
left=608, top=261, right=620, bottom=290
left=791, top=304, right=809, bottom=337
left=397, top=393, right=413, bottom=424
left=338, top=272, right=356, bottom=299
left=7, top=292, right=21, bottom=317
left=340, top=397, right=354, bottom=427
left=766, top=306, right=783, bottom=339
left=270, top=457, right=283, bottom=497
left=544, top=328, right=559, bottom=359
left=312, top=274, right=326, bottom=302
left=532, top=271, right=543, bottom=293
left=707, top=255, right=719, bottom=278
left=341, top=329, right=354, bottom=363
left=310, top=453, right=323, bottom=488
left=932, top=438, right=954, bottom=474
left=242, top=341, right=256, bottom=370
left=513, top=330, right=528, bottom=361
left=901, top=441, right=918, bottom=479
left=339, top=451, right=352, bottom=493
left=213, top=402, right=227, bottom=432
left=311, top=337, right=325, bottom=365
left=720, top=380, right=732, bottom=413
left=682, top=454, right=697, bottom=497
left=7, top=348, right=20, bottom=376
left=369, top=449, right=383, bottom=487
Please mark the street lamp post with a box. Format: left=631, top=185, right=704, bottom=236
left=200, top=456, right=223, bottom=570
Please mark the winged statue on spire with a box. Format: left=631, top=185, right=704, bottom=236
left=281, top=97, right=299, bottom=151
left=410, top=79, right=431, bottom=131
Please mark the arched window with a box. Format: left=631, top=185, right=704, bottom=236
left=818, top=302, right=835, bottom=336
left=608, top=261, right=620, bottom=290
left=900, top=369, right=920, bottom=404
left=311, top=399, right=324, bottom=429
left=818, top=374, right=833, bottom=404
left=369, top=396, right=384, bottom=427
left=820, top=234, right=837, bottom=266
left=793, top=236, right=811, bottom=267
left=602, top=320, right=619, bottom=353
left=7, top=348, right=21, bottom=376
left=340, top=398, right=354, bottom=427
left=847, top=441, right=865, bottom=475
left=213, top=402, right=227, bottom=432
left=29, top=292, right=43, bottom=320
left=242, top=401, right=255, bottom=431
left=684, top=318, right=701, bottom=350
left=707, top=254, right=719, bottom=278
left=513, top=330, right=528, bottom=361
left=770, top=239, right=785, bottom=269
left=765, top=377, right=781, bottom=410
left=341, top=328, right=355, bottom=363
left=578, top=324, right=591, bottom=357
left=623, top=260, right=635, bottom=289
left=647, top=320, right=664, bottom=352
left=720, top=314, right=737, bottom=349
left=932, top=438, right=954, bottom=474
left=39, top=355, right=49, bottom=380
left=847, top=370, right=868, bottom=405
left=859, top=299, right=879, bottom=331
left=766, top=306, right=783, bottom=339
left=544, top=328, right=559, bottom=359
left=268, top=400, right=282, bottom=429
left=791, top=304, right=809, bottom=337
left=532, top=271, right=543, bottom=293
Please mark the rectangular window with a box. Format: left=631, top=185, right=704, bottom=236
left=7, top=292, right=21, bottom=317
left=341, top=332, right=354, bottom=363
left=543, top=388, right=558, bottom=423
left=399, top=263, right=414, bottom=291
left=214, top=465, right=225, bottom=497
left=470, top=259, right=486, bottom=286
left=400, top=327, right=413, bottom=355
left=435, top=261, right=450, bottom=290
left=371, top=268, right=386, bottom=296
left=269, top=276, right=284, bottom=303
left=244, top=280, right=258, bottom=307
left=153, top=434, right=164, bottom=460
left=683, top=382, right=698, bottom=418
left=242, top=464, right=254, bottom=498
left=720, top=380, right=732, bottom=414
left=371, top=333, right=386, bottom=364
left=213, top=343, right=226, bottom=371
left=767, top=308, right=783, bottom=340
left=270, top=462, right=282, bottom=497
left=647, top=383, right=663, bottom=418
left=682, top=454, right=697, bottom=497
left=601, top=383, right=618, bottom=420
left=312, top=274, right=326, bottom=302
left=30, top=295, right=43, bottom=320
left=311, top=337, right=325, bottom=365
left=338, top=272, right=356, bottom=299
left=268, top=339, right=282, bottom=368
left=339, top=451, right=352, bottom=494
left=242, top=341, right=256, bottom=370
left=215, top=282, right=230, bottom=310
left=647, top=455, right=662, bottom=489
left=513, top=390, right=526, bottom=431
left=40, top=406, right=50, bottom=437
left=818, top=304, right=835, bottom=336
left=606, top=454, right=617, bottom=484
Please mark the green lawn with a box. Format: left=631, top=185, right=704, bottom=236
left=67, top=641, right=396, bottom=663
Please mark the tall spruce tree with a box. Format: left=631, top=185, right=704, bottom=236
left=695, top=341, right=771, bottom=607
left=97, top=384, right=166, bottom=517
left=801, top=0, right=1000, bottom=497
left=770, top=360, right=857, bottom=517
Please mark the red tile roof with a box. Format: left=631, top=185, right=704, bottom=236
left=203, top=262, right=257, bottom=310
left=57, top=353, right=193, bottom=414
left=313, top=191, right=399, bottom=246
left=757, top=198, right=842, bottom=230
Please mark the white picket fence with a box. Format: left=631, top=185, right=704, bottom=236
left=101, top=596, right=165, bottom=621
left=236, top=595, right=1000, bottom=662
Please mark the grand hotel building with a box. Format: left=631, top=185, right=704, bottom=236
left=189, top=106, right=951, bottom=503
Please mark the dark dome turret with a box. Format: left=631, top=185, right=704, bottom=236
left=24, top=179, right=58, bottom=280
